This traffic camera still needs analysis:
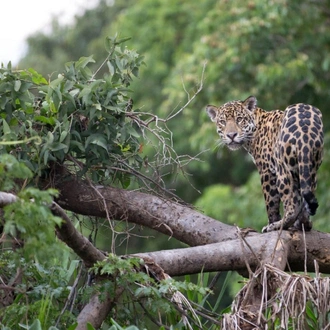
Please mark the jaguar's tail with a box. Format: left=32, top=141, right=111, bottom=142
left=297, top=104, right=323, bottom=216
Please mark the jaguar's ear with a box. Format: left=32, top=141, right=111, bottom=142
left=206, top=105, right=218, bottom=122
left=243, top=96, right=257, bottom=112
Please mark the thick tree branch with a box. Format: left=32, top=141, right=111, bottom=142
left=52, top=174, right=238, bottom=246
left=2, top=188, right=330, bottom=277
left=51, top=202, right=106, bottom=267
left=51, top=176, right=330, bottom=274
left=134, top=230, right=330, bottom=275
left=76, top=289, right=124, bottom=330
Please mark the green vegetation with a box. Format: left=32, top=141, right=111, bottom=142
left=1, top=0, right=330, bottom=328
left=1, top=37, right=144, bottom=185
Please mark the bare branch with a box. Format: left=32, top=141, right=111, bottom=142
left=122, top=62, right=207, bottom=198
left=165, top=61, right=206, bottom=122
left=51, top=202, right=106, bottom=267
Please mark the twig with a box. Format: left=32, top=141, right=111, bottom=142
left=137, top=300, right=171, bottom=330
left=236, top=226, right=262, bottom=276
left=166, top=61, right=206, bottom=122
left=208, top=271, right=222, bottom=292
left=55, top=262, right=85, bottom=327
left=86, top=178, right=117, bottom=253
left=303, top=224, right=307, bottom=274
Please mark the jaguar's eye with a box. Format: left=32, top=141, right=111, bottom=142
left=236, top=117, right=243, bottom=124
left=218, top=120, right=226, bottom=126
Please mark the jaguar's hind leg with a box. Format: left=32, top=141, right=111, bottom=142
left=262, top=161, right=304, bottom=232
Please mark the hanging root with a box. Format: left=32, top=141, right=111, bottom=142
left=222, top=263, right=330, bottom=330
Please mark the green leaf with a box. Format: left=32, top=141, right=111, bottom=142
left=115, top=57, right=124, bottom=71
left=105, top=37, right=114, bottom=54
left=34, top=116, right=56, bottom=125
left=115, top=36, right=132, bottom=45
left=49, top=74, right=64, bottom=88
left=27, top=68, right=48, bottom=85
left=79, top=87, right=92, bottom=98
left=46, top=132, right=54, bottom=144
left=14, top=80, right=21, bottom=92
left=48, top=142, right=68, bottom=152
left=94, top=103, right=102, bottom=111
left=70, top=140, right=85, bottom=152
left=29, top=319, right=42, bottom=330
left=121, top=175, right=130, bottom=189
left=110, top=319, right=139, bottom=330
left=66, top=323, right=78, bottom=330
left=85, top=134, right=108, bottom=151
left=107, top=60, right=115, bottom=76
left=86, top=323, right=96, bottom=330
left=79, top=66, right=93, bottom=80
left=1, top=119, right=11, bottom=134
left=125, top=125, right=140, bottom=138
left=306, top=301, right=318, bottom=324
left=90, top=79, right=104, bottom=91
left=43, top=149, right=49, bottom=165
left=69, top=88, right=80, bottom=98
left=18, top=319, right=42, bottom=330
left=132, top=67, right=139, bottom=77
left=75, top=55, right=95, bottom=69
left=60, top=130, right=68, bottom=142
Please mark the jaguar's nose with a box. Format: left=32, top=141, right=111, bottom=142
left=226, top=132, right=238, bottom=140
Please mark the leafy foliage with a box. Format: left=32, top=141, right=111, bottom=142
left=0, top=155, right=75, bottom=327
left=0, top=154, right=63, bottom=263
left=1, top=36, right=144, bottom=186
left=90, top=255, right=219, bottom=329
left=0, top=250, right=76, bottom=328
left=0, top=154, right=33, bottom=191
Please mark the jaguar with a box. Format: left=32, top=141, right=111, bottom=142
left=206, top=96, right=324, bottom=232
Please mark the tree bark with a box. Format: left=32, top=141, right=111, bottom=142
left=51, top=202, right=106, bottom=267
left=135, top=230, right=330, bottom=275
left=52, top=174, right=239, bottom=246
left=51, top=175, right=330, bottom=275
left=76, top=289, right=124, bottom=330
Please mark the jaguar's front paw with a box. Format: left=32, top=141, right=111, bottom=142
left=262, top=224, right=272, bottom=233
left=262, top=221, right=282, bottom=233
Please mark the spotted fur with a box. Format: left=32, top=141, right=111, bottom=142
left=206, top=96, right=324, bottom=232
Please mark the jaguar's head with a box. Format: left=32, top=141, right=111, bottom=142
left=206, top=96, right=257, bottom=150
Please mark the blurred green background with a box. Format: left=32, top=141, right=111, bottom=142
left=12, top=0, right=330, bottom=308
